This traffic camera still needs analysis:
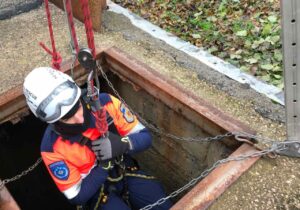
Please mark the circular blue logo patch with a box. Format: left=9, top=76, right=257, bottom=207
left=49, top=161, right=69, bottom=180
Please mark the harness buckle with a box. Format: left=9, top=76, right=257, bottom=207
left=101, top=195, right=108, bottom=204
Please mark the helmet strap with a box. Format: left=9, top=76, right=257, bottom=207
left=52, top=99, right=92, bottom=138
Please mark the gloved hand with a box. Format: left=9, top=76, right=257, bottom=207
left=91, top=132, right=131, bottom=162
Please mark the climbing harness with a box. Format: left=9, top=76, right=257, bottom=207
left=93, top=185, right=108, bottom=210
left=105, top=155, right=156, bottom=208
left=77, top=185, right=108, bottom=210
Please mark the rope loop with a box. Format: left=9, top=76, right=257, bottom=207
left=39, top=42, right=62, bottom=70
left=52, top=52, right=62, bottom=70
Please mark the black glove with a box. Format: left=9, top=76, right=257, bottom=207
left=91, top=132, right=130, bottom=162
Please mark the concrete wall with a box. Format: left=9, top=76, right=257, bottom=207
left=101, top=73, right=234, bottom=197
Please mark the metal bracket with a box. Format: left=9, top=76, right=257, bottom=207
left=281, top=0, right=300, bottom=141
left=275, top=141, right=300, bottom=158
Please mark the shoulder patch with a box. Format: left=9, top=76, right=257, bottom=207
left=120, top=103, right=134, bottom=123
left=49, top=161, right=69, bottom=180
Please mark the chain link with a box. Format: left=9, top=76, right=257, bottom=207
left=97, top=63, right=236, bottom=143
left=139, top=144, right=287, bottom=210
left=0, top=158, right=42, bottom=191
left=0, top=63, right=288, bottom=210
left=96, top=63, right=292, bottom=210
left=97, top=63, right=288, bottom=145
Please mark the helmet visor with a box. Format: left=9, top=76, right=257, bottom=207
left=36, top=80, right=79, bottom=122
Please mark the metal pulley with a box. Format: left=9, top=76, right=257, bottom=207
left=78, top=47, right=108, bottom=134
left=78, top=47, right=97, bottom=72
left=78, top=47, right=100, bottom=107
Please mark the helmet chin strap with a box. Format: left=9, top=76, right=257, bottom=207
left=52, top=99, right=92, bottom=138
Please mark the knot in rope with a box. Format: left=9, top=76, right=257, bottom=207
left=39, top=42, right=62, bottom=70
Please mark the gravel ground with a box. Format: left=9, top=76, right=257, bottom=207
left=0, top=2, right=299, bottom=210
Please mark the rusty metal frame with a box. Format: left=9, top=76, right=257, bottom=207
left=0, top=47, right=260, bottom=209
left=103, top=47, right=255, bottom=146
left=171, top=143, right=260, bottom=210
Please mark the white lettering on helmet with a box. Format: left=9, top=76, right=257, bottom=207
left=24, top=88, right=37, bottom=100
left=47, top=68, right=60, bottom=79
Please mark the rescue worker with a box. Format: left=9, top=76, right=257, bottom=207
left=23, top=67, right=172, bottom=210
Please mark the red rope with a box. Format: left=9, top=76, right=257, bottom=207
left=79, top=0, right=96, bottom=58
left=39, top=42, right=62, bottom=70
left=41, top=0, right=62, bottom=70
left=79, top=0, right=107, bottom=133
left=65, top=0, right=79, bottom=54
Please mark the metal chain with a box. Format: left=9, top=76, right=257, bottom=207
left=232, top=130, right=279, bottom=144
left=97, top=63, right=236, bottom=143
left=96, top=63, right=288, bottom=145
left=139, top=145, right=287, bottom=210
left=95, top=63, right=293, bottom=210
left=0, top=157, right=42, bottom=191
left=0, top=64, right=290, bottom=210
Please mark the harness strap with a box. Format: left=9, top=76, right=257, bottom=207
left=107, top=174, right=124, bottom=182
left=124, top=173, right=156, bottom=180
left=93, top=185, right=108, bottom=210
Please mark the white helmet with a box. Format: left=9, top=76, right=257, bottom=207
left=23, top=67, right=81, bottom=123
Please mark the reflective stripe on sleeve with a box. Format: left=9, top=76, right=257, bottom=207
left=80, top=162, right=96, bottom=179
left=62, top=180, right=82, bottom=199
left=127, top=122, right=145, bottom=135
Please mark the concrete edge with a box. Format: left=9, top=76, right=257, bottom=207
left=107, top=2, right=285, bottom=106
left=0, top=0, right=43, bottom=20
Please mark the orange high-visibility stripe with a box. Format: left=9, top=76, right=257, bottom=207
left=105, top=95, right=138, bottom=136
left=42, top=136, right=96, bottom=191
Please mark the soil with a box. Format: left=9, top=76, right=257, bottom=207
left=0, top=2, right=299, bottom=210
